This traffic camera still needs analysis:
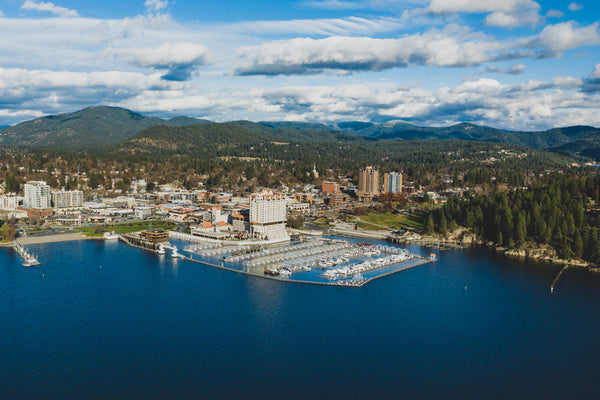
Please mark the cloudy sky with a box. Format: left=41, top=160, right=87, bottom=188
left=1, top=0, right=600, bottom=130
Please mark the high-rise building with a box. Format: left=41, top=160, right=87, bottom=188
left=358, top=166, right=380, bottom=200
left=23, top=181, right=51, bottom=209
left=249, top=189, right=289, bottom=241
left=383, top=172, right=402, bottom=194
left=52, top=190, right=84, bottom=209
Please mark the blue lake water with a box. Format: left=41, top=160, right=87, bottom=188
left=2, top=239, right=600, bottom=399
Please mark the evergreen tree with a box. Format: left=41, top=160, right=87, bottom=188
left=438, top=213, right=447, bottom=235
left=424, top=214, right=435, bottom=236
left=573, top=231, right=584, bottom=259
left=515, top=211, right=527, bottom=244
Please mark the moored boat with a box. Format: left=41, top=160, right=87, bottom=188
left=103, top=231, right=119, bottom=240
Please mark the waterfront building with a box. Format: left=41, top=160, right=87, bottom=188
left=383, top=172, right=402, bottom=194
left=232, top=209, right=251, bottom=232
left=52, top=190, right=84, bottom=209
left=140, top=229, right=169, bottom=243
left=249, top=189, right=289, bottom=241
left=358, top=166, right=380, bottom=200
left=23, top=181, right=51, bottom=209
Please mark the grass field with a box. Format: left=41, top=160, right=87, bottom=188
left=357, top=213, right=423, bottom=231
left=77, top=220, right=176, bottom=237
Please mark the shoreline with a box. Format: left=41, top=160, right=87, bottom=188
left=10, top=232, right=94, bottom=246
left=416, top=231, right=594, bottom=269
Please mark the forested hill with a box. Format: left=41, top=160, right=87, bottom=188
left=0, top=106, right=209, bottom=148
left=115, top=123, right=276, bottom=157
left=428, top=175, right=600, bottom=264
left=112, top=123, right=578, bottom=184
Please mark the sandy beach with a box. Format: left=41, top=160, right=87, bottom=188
left=13, top=233, right=93, bottom=245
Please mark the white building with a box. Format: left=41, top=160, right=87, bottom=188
left=384, top=172, right=402, bottom=194
left=134, top=206, right=153, bottom=219
left=23, top=181, right=51, bottom=209
left=0, top=193, right=19, bottom=209
left=249, top=189, right=289, bottom=241
left=52, top=190, right=84, bottom=209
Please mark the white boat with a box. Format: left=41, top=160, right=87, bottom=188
left=22, top=254, right=40, bottom=267
left=103, top=231, right=119, bottom=240
left=157, top=244, right=166, bottom=255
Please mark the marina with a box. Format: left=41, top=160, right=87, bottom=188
left=117, top=231, right=434, bottom=287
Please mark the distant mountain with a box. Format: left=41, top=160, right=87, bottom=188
left=0, top=106, right=209, bottom=148
left=233, top=121, right=366, bottom=142
left=335, top=121, right=600, bottom=151
left=1, top=106, right=598, bottom=157
left=163, top=116, right=211, bottom=127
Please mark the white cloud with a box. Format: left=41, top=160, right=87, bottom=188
left=533, top=22, right=600, bottom=54
left=428, top=0, right=542, bottom=28
left=591, top=64, right=600, bottom=79
left=0, top=109, right=46, bottom=119
left=21, top=1, right=79, bottom=18
left=482, top=64, right=526, bottom=75
left=145, top=0, right=169, bottom=13
left=103, top=42, right=210, bottom=68
left=485, top=11, right=539, bottom=28
left=0, top=10, right=4, bottom=17
left=545, top=10, right=564, bottom=18
left=568, top=3, right=583, bottom=12
left=302, top=0, right=425, bottom=11
left=427, top=0, right=539, bottom=14
left=225, top=16, right=405, bottom=36
left=0, top=67, right=175, bottom=102
left=236, top=27, right=505, bottom=75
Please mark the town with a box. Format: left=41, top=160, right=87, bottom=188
left=0, top=165, right=427, bottom=243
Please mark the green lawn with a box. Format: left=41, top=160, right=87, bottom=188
left=77, top=220, right=176, bottom=237
left=357, top=213, right=423, bottom=231
left=0, top=224, right=7, bottom=242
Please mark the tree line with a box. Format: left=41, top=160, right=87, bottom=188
left=426, top=174, right=600, bottom=264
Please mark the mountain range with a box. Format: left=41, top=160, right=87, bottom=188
left=1, top=106, right=599, bottom=158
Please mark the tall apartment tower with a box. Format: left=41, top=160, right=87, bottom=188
left=249, top=189, right=290, bottom=241
left=23, top=181, right=51, bottom=209
left=383, top=172, right=402, bottom=194
left=358, top=166, right=380, bottom=200
left=52, top=190, right=84, bottom=209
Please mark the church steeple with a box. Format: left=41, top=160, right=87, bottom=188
left=312, top=163, right=319, bottom=179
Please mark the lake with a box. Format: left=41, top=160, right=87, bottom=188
left=1, top=238, right=599, bottom=399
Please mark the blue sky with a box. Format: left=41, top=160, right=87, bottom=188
left=1, top=0, right=600, bottom=130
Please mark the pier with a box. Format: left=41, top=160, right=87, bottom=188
left=14, top=240, right=41, bottom=267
